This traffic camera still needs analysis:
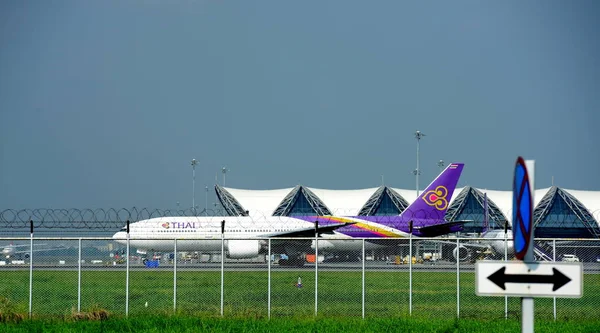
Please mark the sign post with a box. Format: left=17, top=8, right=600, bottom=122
left=476, top=157, right=582, bottom=333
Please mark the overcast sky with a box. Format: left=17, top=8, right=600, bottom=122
left=1, top=1, right=599, bottom=210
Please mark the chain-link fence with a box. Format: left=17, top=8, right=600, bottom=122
left=1, top=236, right=598, bottom=320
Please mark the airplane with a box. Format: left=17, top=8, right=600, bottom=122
left=113, top=163, right=465, bottom=266
left=1, top=242, right=68, bottom=259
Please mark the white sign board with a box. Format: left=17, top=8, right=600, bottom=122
left=476, top=261, right=582, bottom=298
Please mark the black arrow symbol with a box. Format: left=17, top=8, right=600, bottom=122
left=488, top=267, right=571, bottom=291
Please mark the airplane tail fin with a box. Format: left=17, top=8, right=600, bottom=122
left=402, top=163, right=464, bottom=221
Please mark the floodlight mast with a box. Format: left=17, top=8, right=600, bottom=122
left=222, top=167, right=228, bottom=186
left=437, top=160, right=444, bottom=171
left=191, top=159, right=199, bottom=215
left=205, top=185, right=208, bottom=212
left=413, top=131, right=426, bottom=197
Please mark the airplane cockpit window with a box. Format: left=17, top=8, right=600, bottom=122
left=120, top=226, right=127, bottom=231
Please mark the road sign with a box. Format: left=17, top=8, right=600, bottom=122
left=513, top=157, right=533, bottom=261
left=476, top=261, right=582, bottom=298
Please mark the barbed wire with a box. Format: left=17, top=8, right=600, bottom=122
left=1, top=207, right=599, bottom=230
left=0, top=207, right=229, bottom=229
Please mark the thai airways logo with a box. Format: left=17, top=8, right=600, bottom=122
left=422, top=186, right=449, bottom=211
left=161, top=223, right=170, bottom=229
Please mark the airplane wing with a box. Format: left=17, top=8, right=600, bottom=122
left=414, top=221, right=469, bottom=237
left=11, top=245, right=69, bottom=254
left=2, top=243, right=48, bottom=248
left=263, top=222, right=356, bottom=238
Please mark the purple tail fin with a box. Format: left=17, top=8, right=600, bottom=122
left=401, top=163, right=464, bottom=221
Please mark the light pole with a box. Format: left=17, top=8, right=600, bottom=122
left=437, top=159, right=444, bottom=172
left=413, top=131, right=426, bottom=197
left=205, top=185, right=208, bottom=213
left=222, top=167, right=228, bottom=186
left=191, top=159, right=198, bottom=215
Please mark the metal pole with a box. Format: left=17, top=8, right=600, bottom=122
left=192, top=159, right=198, bottom=215
left=220, top=220, right=225, bottom=317
left=78, top=238, right=82, bottom=313
left=505, top=221, right=508, bottom=319
left=362, top=238, right=365, bottom=319
left=409, top=221, right=413, bottom=315
left=205, top=186, right=208, bottom=213
left=521, top=160, right=536, bottom=333
left=28, top=220, right=33, bottom=319
left=416, top=136, right=419, bottom=197
left=456, top=238, right=460, bottom=318
left=268, top=239, right=271, bottom=320
left=314, top=226, right=319, bottom=316
left=173, top=239, right=177, bottom=312
left=553, top=239, right=556, bottom=320
left=522, top=272, right=535, bottom=332
left=126, top=220, right=130, bottom=317
left=415, top=131, right=425, bottom=197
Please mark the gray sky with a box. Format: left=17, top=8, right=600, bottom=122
left=1, top=1, right=599, bottom=210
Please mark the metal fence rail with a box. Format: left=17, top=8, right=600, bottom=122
left=0, top=237, right=598, bottom=320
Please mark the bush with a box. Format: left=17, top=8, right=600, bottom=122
left=69, top=303, right=109, bottom=321
left=0, top=297, right=26, bottom=323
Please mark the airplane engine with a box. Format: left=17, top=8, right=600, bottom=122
left=452, top=245, right=470, bottom=261
left=226, top=240, right=261, bottom=259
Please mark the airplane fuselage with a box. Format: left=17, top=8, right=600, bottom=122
left=112, top=215, right=415, bottom=254
left=482, top=229, right=515, bottom=255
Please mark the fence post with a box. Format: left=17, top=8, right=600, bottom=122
left=409, top=221, right=413, bottom=316
left=553, top=239, right=556, bottom=320
left=78, top=238, right=82, bottom=313
left=173, top=238, right=177, bottom=312
left=456, top=238, right=460, bottom=318
left=314, top=221, right=319, bottom=317
left=504, top=221, right=508, bottom=319
left=268, top=239, right=271, bottom=320
left=28, top=220, right=33, bottom=319
left=362, top=238, right=365, bottom=319
left=126, top=220, right=130, bottom=317
left=220, top=220, right=225, bottom=317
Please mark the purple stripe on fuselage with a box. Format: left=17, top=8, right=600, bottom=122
left=295, top=215, right=449, bottom=238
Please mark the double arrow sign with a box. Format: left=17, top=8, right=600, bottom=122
left=476, top=261, right=582, bottom=298
left=488, top=267, right=571, bottom=292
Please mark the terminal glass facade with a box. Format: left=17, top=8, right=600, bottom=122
left=534, top=187, right=599, bottom=238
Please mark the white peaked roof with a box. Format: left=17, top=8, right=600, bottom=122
left=562, top=189, right=600, bottom=222
left=307, top=187, right=379, bottom=216
left=223, top=187, right=294, bottom=215
left=223, top=186, right=467, bottom=217
left=219, top=185, right=600, bottom=231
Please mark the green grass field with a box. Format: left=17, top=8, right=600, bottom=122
left=1, top=269, right=598, bottom=322
left=2, top=316, right=600, bottom=333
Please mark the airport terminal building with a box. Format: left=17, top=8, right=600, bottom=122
left=213, top=184, right=600, bottom=239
